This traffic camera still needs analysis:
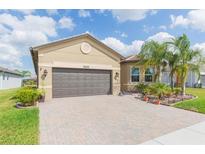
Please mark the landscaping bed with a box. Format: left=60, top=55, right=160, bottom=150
left=133, top=83, right=197, bottom=106
left=148, top=94, right=195, bottom=106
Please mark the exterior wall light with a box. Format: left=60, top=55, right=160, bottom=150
left=41, top=69, right=48, bottom=80
left=44, top=69, right=48, bottom=76
left=115, top=72, right=119, bottom=80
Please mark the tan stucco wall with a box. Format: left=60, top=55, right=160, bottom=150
left=121, top=62, right=154, bottom=92
left=37, top=37, right=121, bottom=101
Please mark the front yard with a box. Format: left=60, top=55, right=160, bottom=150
left=174, top=88, right=205, bottom=114
left=0, top=89, right=39, bottom=144
left=0, top=87, right=204, bottom=144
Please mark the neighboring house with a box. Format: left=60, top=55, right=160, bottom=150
left=200, top=65, right=205, bottom=88
left=0, top=67, right=22, bottom=89
left=30, top=33, right=204, bottom=101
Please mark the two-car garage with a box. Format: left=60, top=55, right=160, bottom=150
left=52, top=68, right=112, bottom=98
left=31, top=33, right=122, bottom=101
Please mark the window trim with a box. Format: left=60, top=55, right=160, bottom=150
left=145, top=67, right=154, bottom=82
left=130, top=66, right=140, bottom=83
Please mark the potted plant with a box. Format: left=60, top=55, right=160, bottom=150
left=154, top=99, right=161, bottom=105
left=143, top=96, right=149, bottom=101
left=143, top=87, right=150, bottom=101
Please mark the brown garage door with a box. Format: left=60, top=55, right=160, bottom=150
left=52, top=68, right=112, bottom=98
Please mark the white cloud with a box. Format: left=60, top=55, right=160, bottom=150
left=59, top=16, right=75, bottom=31
left=78, top=10, right=91, bottom=18
left=15, top=9, right=35, bottom=15
left=170, top=15, right=190, bottom=28
left=0, top=43, right=22, bottom=67
left=102, top=37, right=144, bottom=56
left=193, top=43, right=205, bottom=56
left=0, top=13, right=57, bottom=69
left=170, top=10, right=205, bottom=32
left=0, top=24, right=10, bottom=34
left=111, top=10, right=157, bottom=22
left=102, top=32, right=174, bottom=56
left=147, top=32, right=174, bottom=43
left=150, top=10, right=158, bottom=15
left=115, top=30, right=128, bottom=38
left=143, top=25, right=154, bottom=33
left=46, top=9, right=58, bottom=15
left=121, top=32, right=128, bottom=38
left=5, top=30, right=48, bottom=47
left=159, top=25, right=167, bottom=31
left=0, top=14, right=57, bottom=37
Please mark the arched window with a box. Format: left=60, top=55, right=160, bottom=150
left=131, top=67, right=140, bottom=82
left=145, top=68, right=154, bottom=82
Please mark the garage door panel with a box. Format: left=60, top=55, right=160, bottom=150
left=52, top=68, right=111, bottom=98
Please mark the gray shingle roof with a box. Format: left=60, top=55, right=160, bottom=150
left=0, top=66, right=22, bottom=76
left=121, top=55, right=141, bottom=63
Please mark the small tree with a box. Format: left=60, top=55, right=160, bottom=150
left=168, top=34, right=203, bottom=95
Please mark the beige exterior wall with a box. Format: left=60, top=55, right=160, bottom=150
left=120, top=62, right=154, bottom=92
left=37, top=37, right=121, bottom=101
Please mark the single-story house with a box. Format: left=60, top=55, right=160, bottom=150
left=0, top=66, right=22, bottom=89
left=30, top=33, right=204, bottom=101
left=200, top=65, right=205, bottom=88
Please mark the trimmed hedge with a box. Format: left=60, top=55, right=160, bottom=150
left=14, top=87, right=42, bottom=106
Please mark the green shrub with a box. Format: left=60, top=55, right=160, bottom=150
left=135, top=83, right=149, bottom=94
left=173, top=88, right=181, bottom=95
left=14, top=87, right=42, bottom=106
left=149, top=82, right=171, bottom=99
left=22, top=80, right=37, bottom=88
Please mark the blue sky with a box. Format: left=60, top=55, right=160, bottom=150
left=0, top=9, right=205, bottom=73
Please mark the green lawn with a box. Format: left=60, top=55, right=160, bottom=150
left=0, top=88, right=39, bottom=144
left=174, top=88, right=205, bottom=114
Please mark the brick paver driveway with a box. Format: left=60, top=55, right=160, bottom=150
left=39, top=95, right=205, bottom=144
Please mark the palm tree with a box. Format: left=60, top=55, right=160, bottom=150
left=168, top=34, right=203, bottom=95
left=137, top=40, right=168, bottom=82
left=165, top=50, right=179, bottom=91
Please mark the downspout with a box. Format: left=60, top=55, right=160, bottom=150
left=30, top=47, right=39, bottom=88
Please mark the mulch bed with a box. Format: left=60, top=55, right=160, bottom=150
left=15, top=102, right=38, bottom=109
left=131, top=93, right=195, bottom=106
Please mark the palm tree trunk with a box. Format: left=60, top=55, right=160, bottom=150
left=182, top=81, right=186, bottom=96
left=170, top=74, right=174, bottom=91
left=156, top=66, right=161, bottom=82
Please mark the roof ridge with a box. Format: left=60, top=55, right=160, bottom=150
left=0, top=66, right=22, bottom=76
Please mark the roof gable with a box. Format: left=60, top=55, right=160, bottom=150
left=31, top=33, right=124, bottom=59
left=30, top=33, right=124, bottom=74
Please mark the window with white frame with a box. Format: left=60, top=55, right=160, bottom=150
left=3, top=73, right=5, bottom=80
left=131, top=67, right=140, bottom=82
left=145, top=68, right=154, bottom=82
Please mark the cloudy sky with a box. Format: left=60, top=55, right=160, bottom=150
left=0, top=9, right=205, bottom=73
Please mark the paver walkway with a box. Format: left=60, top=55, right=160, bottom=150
left=40, top=95, right=205, bottom=144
